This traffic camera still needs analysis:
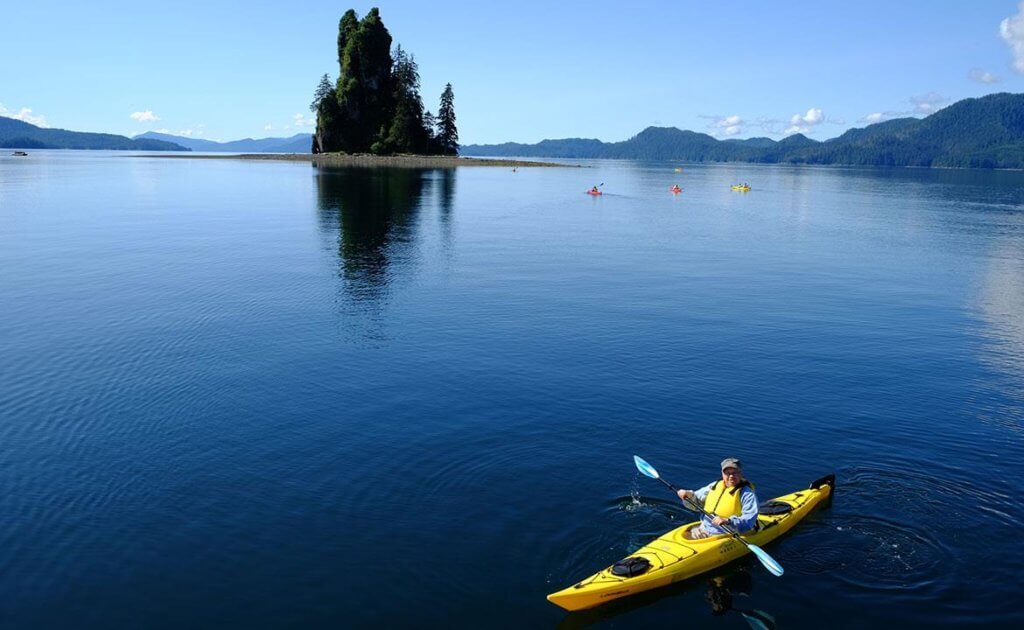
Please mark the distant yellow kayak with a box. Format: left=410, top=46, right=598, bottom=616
left=674, top=168, right=683, bottom=173
left=547, top=474, right=834, bottom=612
left=731, top=184, right=751, bottom=192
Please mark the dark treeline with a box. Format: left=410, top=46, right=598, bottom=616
left=311, top=8, right=458, bottom=156
left=464, top=93, right=1024, bottom=169
left=0, top=116, right=187, bottom=151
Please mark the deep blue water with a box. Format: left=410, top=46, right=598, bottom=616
left=1, top=151, right=1023, bottom=627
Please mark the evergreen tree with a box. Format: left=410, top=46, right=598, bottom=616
left=436, top=83, right=459, bottom=155
left=423, top=110, right=438, bottom=153
left=310, top=74, right=334, bottom=113
left=337, top=10, right=358, bottom=72
left=314, top=80, right=344, bottom=154
left=380, top=46, right=430, bottom=154
left=311, top=74, right=335, bottom=153
left=334, top=7, right=394, bottom=152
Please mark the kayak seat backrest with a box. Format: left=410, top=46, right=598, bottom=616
left=758, top=500, right=794, bottom=516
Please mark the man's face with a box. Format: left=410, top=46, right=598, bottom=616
left=721, top=467, right=741, bottom=487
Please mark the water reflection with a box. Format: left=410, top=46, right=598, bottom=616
left=705, top=570, right=776, bottom=629
left=438, top=169, right=455, bottom=249
left=976, top=238, right=1024, bottom=422
left=316, top=167, right=430, bottom=302
left=556, top=563, right=775, bottom=629
left=315, top=167, right=460, bottom=340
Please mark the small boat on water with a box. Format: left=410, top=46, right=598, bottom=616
left=12, top=151, right=29, bottom=156
left=731, top=184, right=751, bottom=192
left=547, top=474, right=835, bottom=611
left=670, top=185, right=682, bottom=193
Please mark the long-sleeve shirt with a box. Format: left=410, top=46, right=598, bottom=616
left=693, top=481, right=759, bottom=535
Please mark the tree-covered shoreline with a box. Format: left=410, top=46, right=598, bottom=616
left=463, top=93, right=1024, bottom=169
left=312, top=8, right=458, bottom=156
left=0, top=116, right=188, bottom=151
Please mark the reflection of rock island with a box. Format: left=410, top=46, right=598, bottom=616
left=317, top=167, right=450, bottom=302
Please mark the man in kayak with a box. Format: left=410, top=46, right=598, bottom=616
left=677, top=458, right=758, bottom=540
left=590, top=186, right=600, bottom=194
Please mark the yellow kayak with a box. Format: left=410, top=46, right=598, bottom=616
left=731, top=184, right=751, bottom=192
left=547, top=474, right=834, bottom=612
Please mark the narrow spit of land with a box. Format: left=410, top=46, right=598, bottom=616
left=137, top=153, right=577, bottom=168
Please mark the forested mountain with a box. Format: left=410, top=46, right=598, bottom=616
left=464, top=93, right=1024, bottom=169
left=135, top=132, right=312, bottom=153
left=0, top=116, right=187, bottom=151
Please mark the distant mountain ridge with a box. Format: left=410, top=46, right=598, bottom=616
left=464, top=93, right=1024, bottom=169
left=134, top=132, right=312, bottom=153
left=0, top=116, right=187, bottom=151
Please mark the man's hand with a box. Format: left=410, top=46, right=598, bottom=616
left=711, top=516, right=727, bottom=526
left=677, top=489, right=694, bottom=502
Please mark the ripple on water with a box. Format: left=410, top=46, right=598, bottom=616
left=840, top=466, right=1020, bottom=529
left=779, top=464, right=1006, bottom=599
left=789, top=515, right=950, bottom=593
left=546, top=491, right=690, bottom=588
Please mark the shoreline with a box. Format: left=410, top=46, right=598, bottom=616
left=134, top=152, right=577, bottom=168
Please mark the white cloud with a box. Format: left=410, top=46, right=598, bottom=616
left=701, top=114, right=744, bottom=137
left=0, top=103, right=48, bottom=127
left=292, top=113, right=315, bottom=128
left=910, top=92, right=948, bottom=114
left=264, top=124, right=274, bottom=131
left=154, top=128, right=171, bottom=134
left=857, top=94, right=947, bottom=125
left=1000, top=3, right=1024, bottom=73
left=793, top=108, right=823, bottom=125
left=130, top=110, right=160, bottom=122
left=968, top=68, right=1000, bottom=83
left=858, top=111, right=912, bottom=124
left=784, top=107, right=824, bottom=135
left=177, top=129, right=194, bottom=137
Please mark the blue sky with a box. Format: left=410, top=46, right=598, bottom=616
left=3, top=0, right=1024, bottom=144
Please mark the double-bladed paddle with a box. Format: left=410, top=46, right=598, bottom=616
left=633, top=455, right=784, bottom=577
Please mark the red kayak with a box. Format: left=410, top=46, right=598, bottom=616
left=587, top=190, right=603, bottom=196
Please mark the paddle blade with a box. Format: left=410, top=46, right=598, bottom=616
left=740, top=610, right=777, bottom=630
left=746, top=610, right=777, bottom=630
left=748, top=544, right=784, bottom=577
left=633, top=455, right=660, bottom=479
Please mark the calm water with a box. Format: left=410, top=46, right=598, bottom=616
left=2, top=152, right=1023, bottom=628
